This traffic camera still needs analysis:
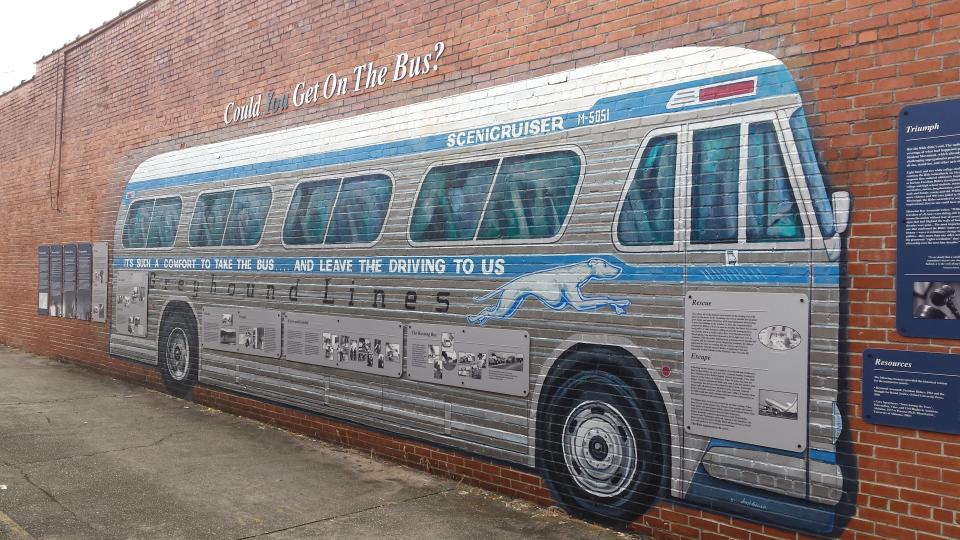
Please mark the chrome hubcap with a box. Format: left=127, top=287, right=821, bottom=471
left=166, top=328, right=190, bottom=381
left=562, top=400, right=637, bottom=497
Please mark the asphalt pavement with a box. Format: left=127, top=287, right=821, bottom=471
left=0, top=346, right=638, bottom=539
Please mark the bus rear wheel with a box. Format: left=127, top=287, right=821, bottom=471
left=536, top=350, right=668, bottom=526
left=158, top=309, right=198, bottom=397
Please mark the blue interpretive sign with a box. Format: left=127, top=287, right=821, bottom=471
left=897, top=98, right=960, bottom=338
left=862, top=349, right=960, bottom=435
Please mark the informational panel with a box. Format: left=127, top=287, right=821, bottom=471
left=863, top=349, right=960, bottom=435
left=283, top=313, right=403, bottom=377
left=37, top=246, right=49, bottom=315
left=201, top=305, right=282, bottom=359
left=683, top=291, right=809, bottom=452
left=76, top=243, right=93, bottom=321
left=49, top=245, right=63, bottom=317
left=897, top=98, right=960, bottom=338
left=62, top=244, right=78, bottom=319
left=114, top=270, right=149, bottom=337
left=406, top=323, right=529, bottom=397
left=91, top=242, right=109, bottom=323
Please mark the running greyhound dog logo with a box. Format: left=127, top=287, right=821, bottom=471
left=467, top=257, right=630, bottom=326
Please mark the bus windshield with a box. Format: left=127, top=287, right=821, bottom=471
left=789, top=109, right=836, bottom=238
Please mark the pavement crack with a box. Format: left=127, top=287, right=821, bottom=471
left=19, top=469, right=101, bottom=534
left=15, top=430, right=188, bottom=466
left=233, top=487, right=456, bottom=540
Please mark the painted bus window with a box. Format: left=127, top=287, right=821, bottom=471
left=189, top=191, right=233, bottom=247
left=283, top=178, right=340, bottom=245
left=617, top=135, right=678, bottom=246
left=411, top=151, right=581, bottom=243
left=223, top=187, right=272, bottom=246
left=746, top=122, right=803, bottom=242
left=122, top=197, right=182, bottom=249
left=122, top=199, right=155, bottom=248
left=282, top=174, right=391, bottom=246
left=477, top=151, right=580, bottom=240
left=790, top=109, right=836, bottom=238
left=325, top=174, right=392, bottom=244
left=145, top=197, right=182, bottom=248
left=410, top=160, right=498, bottom=242
left=691, top=125, right=740, bottom=244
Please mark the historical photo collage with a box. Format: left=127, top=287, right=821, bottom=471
left=114, top=270, right=149, bottom=337
left=283, top=313, right=404, bottom=377
left=218, top=313, right=267, bottom=352
left=324, top=333, right=401, bottom=370
left=426, top=331, right=524, bottom=382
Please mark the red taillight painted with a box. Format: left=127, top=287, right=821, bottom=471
left=661, top=366, right=671, bottom=378
left=698, top=80, right=755, bottom=102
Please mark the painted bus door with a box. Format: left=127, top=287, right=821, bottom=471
left=680, top=113, right=818, bottom=522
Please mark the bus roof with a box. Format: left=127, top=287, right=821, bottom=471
left=125, top=46, right=794, bottom=197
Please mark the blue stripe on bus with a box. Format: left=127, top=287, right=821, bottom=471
left=688, top=265, right=808, bottom=285
left=123, top=65, right=796, bottom=199
left=813, top=264, right=840, bottom=286
left=113, top=254, right=836, bottom=287
left=809, top=448, right=838, bottom=464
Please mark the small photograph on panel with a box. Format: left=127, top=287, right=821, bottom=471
left=456, top=353, right=483, bottom=380
left=131, top=286, right=145, bottom=302
left=373, top=339, right=384, bottom=368
left=220, top=327, right=237, bottom=345
left=385, top=342, right=400, bottom=364
left=338, top=335, right=351, bottom=362
left=429, top=345, right=443, bottom=379
left=93, top=303, right=104, bottom=318
left=758, top=325, right=801, bottom=351
left=441, top=332, right=454, bottom=348
left=323, top=333, right=335, bottom=360
left=440, top=348, right=457, bottom=371
left=348, top=338, right=359, bottom=362
left=912, top=281, right=960, bottom=320
left=94, top=270, right=104, bottom=285
left=759, top=389, right=799, bottom=420
left=221, top=314, right=234, bottom=326
left=358, top=337, right=374, bottom=367
left=124, top=316, right=144, bottom=335
left=489, top=351, right=523, bottom=371
left=242, top=328, right=264, bottom=350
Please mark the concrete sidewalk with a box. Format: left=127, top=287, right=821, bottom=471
left=0, top=346, right=637, bottom=540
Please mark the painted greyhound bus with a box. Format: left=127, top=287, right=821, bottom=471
left=110, top=47, right=851, bottom=532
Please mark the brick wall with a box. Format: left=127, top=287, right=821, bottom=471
left=1, top=1, right=959, bottom=538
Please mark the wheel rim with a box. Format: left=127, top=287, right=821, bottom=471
left=562, top=400, right=637, bottom=498
left=166, top=328, right=190, bottom=381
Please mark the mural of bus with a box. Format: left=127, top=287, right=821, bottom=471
left=110, top=46, right=851, bottom=533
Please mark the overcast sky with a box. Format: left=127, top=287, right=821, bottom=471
left=0, top=0, right=141, bottom=93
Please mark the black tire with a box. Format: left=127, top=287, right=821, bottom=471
left=158, top=309, right=199, bottom=397
left=536, top=348, right=668, bottom=525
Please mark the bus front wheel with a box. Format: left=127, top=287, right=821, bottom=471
left=536, top=351, right=668, bottom=525
left=158, top=309, right=199, bottom=397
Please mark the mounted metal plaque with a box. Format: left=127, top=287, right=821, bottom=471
left=201, top=305, right=282, bottom=359
left=683, top=291, right=809, bottom=452
left=37, top=246, right=50, bottom=315
left=406, top=323, right=530, bottom=397
left=114, top=270, right=149, bottom=337
left=49, top=246, right=63, bottom=317
left=62, top=244, right=78, bottom=319
left=76, top=243, right=93, bottom=321
left=91, top=242, right=109, bottom=323
left=283, top=313, right=403, bottom=378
